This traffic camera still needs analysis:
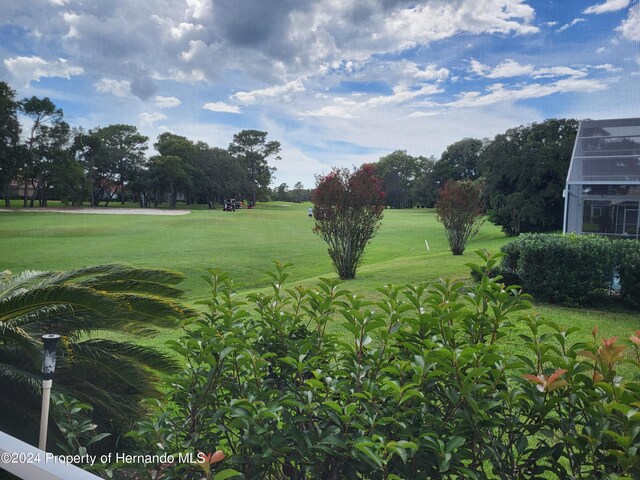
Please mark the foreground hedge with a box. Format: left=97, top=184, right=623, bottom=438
left=500, top=233, right=640, bottom=306
left=614, top=239, right=640, bottom=307
left=123, top=254, right=640, bottom=479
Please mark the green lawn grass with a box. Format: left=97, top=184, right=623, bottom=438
left=1, top=202, right=637, bottom=352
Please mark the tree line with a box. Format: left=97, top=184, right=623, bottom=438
left=0, top=81, right=283, bottom=209
left=1, top=78, right=579, bottom=234
left=371, top=118, right=579, bottom=235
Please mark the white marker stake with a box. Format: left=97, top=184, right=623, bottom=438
left=425, top=240, right=430, bottom=251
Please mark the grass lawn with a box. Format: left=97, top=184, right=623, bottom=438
left=1, top=202, right=638, bottom=352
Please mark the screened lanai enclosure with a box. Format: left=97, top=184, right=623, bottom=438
left=564, top=118, right=640, bottom=239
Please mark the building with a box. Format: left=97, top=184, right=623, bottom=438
left=563, top=118, right=640, bottom=239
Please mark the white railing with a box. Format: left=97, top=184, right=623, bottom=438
left=0, top=430, right=101, bottom=480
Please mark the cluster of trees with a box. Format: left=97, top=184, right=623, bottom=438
left=271, top=181, right=313, bottom=203
left=373, top=119, right=579, bottom=235
left=0, top=81, right=283, bottom=208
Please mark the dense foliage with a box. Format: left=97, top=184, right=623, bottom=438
left=500, top=234, right=640, bottom=306
left=480, top=119, right=578, bottom=235
left=614, top=239, right=640, bottom=307
left=19, top=95, right=66, bottom=207
left=272, top=181, right=313, bottom=203
left=312, top=165, right=386, bottom=279
left=374, top=150, right=428, bottom=209
left=125, top=257, right=640, bottom=479
left=414, top=139, right=483, bottom=208
left=228, top=130, right=281, bottom=204
left=435, top=180, right=485, bottom=255
left=0, top=81, right=21, bottom=207
left=367, top=120, right=578, bottom=236
left=0, top=265, right=193, bottom=444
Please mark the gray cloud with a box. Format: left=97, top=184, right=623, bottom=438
left=1, top=0, right=543, bottom=99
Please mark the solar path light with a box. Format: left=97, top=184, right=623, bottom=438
left=39, top=334, right=61, bottom=451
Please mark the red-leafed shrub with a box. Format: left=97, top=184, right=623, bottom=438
left=312, top=165, right=385, bottom=279
left=436, top=180, right=484, bottom=255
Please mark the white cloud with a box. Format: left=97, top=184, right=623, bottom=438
left=232, top=79, right=305, bottom=103
left=404, top=63, right=450, bottom=82
left=171, top=23, right=204, bottom=40
left=4, top=56, right=83, bottom=86
left=203, top=102, right=241, bottom=113
left=470, top=59, right=591, bottom=79
left=469, top=59, right=490, bottom=76
left=150, top=15, right=205, bottom=42
left=138, top=112, right=167, bottom=126
left=532, top=66, right=588, bottom=78
left=592, top=63, right=621, bottom=72
left=487, top=59, right=534, bottom=78
left=303, top=105, right=357, bottom=119
left=448, top=78, right=608, bottom=108
left=186, top=0, right=213, bottom=21
left=583, top=0, right=630, bottom=15
left=155, top=96, right=182, bottom=108
left=180, top=40, right=218, bottom=62
left=95, top=78, right=132, bottom=97
left=617, top=4, right=640, bottom=41
left=153, top=69, right=206, bottom=83
left=284, top=0, right=540, bottom=80
left=384, top=0, right=539, bottom=48
left=61, top=12, right=81, bottom=39
left=407, top=110, right=443, bottom=118
left=304, top=82, right=442, bottom=118
left=557, top=18, right=586, bottom=33
left=364, top=84, right=442, bottom=108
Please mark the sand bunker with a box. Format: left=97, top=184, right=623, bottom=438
left=0, top=207, right=191, bottom=216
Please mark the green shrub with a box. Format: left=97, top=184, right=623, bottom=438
left=123, top=254, right=640, bottom=479
left=613, top=239, right=640, bottom=307
left=499, top=233, right=614, bottom=305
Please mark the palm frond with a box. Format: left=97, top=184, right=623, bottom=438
left=0, top=263, right=192, bottom=440
left=110, top=292, right=194, bottom=324
left=0, top=326, right=42, bottom=364
left=2, top=304, right=76, bottom=330
left=58, top=264, right=185, bottom=286
left=71, top=339, right=180, bottom=375
left=0, top=284, right=128, bottom=325
left=40, top=264, right=135, bottom=284
left=0, top=270, right=50, bottom=300
left=77, top=279, right=186, bottom=298
left=0, top=361, right=42, bottom=394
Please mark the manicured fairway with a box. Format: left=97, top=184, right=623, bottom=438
left=1, top=203, right=637, bottom=353
left=0, top=203, right=507, bottom=300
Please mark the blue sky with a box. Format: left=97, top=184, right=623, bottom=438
left=1, top=0, right=638, bottom=188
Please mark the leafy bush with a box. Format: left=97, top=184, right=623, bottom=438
left=499, top=233, right=615, bottom=305
left=435, top=180, right=484, bottom=255
left=312, top=165, right=385, bottom=279
left=613, top=239, right=640, bottom=307
left=125, top=255, right=640, bottom=479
